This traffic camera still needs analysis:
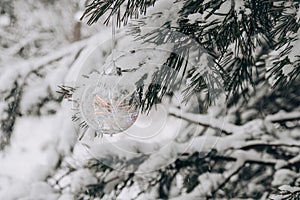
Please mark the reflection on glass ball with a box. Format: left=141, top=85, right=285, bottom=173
left=80, top=76, right=140, bottom=135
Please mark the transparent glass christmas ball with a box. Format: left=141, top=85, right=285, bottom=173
left=80, top=74, right=140, bottom=135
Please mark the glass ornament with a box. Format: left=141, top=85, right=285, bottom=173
left=80, top=69, right=140, bottom=135
left=79, top=12, right=141, bottom=135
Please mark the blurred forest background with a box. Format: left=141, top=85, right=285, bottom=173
left=1, top=0, right=300, bottom=200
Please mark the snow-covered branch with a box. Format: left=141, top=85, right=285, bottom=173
left=266, top=110, right=300, bottom=123
left=168, top=107, right=240, bottom=134
left=240, top=140, right=300, bottom=150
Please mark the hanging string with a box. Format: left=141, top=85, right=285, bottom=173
left=108, top=6, right=117, bottom=128
left=111, top=7, right=117, bottom=73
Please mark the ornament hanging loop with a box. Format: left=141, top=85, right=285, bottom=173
left=111, top=8, right=116, bottom=68
left=102, top=3, right=120, bottom=76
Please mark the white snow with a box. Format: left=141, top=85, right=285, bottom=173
left=0, top=116, right=59, bottom=181
left=70, top=169, right=98, bottom=193
left=1, top=1, right=300, bottom=199
left=198, top=173, right=223, bottom=195
left=272, top=169, right=298, bottom=187
left=0, top=115, right=64, bottom=199
left=187, top=13, right=203, bottom=23
left=0, top=15, right=10, bottom=27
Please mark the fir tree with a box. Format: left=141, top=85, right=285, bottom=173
left=1, top=1, right=300, bottom=199
left=61, top=0, right=300, bottom=199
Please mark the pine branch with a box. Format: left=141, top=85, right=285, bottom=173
left=267, top=1, right=300, bottom=88
left=139, top=0, right=299, bottom=107
left=0, top=81, right=22, bottom=150
left=81, top=0, right=157, bottom=26
left=80, top=0, right=300, bottom=111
